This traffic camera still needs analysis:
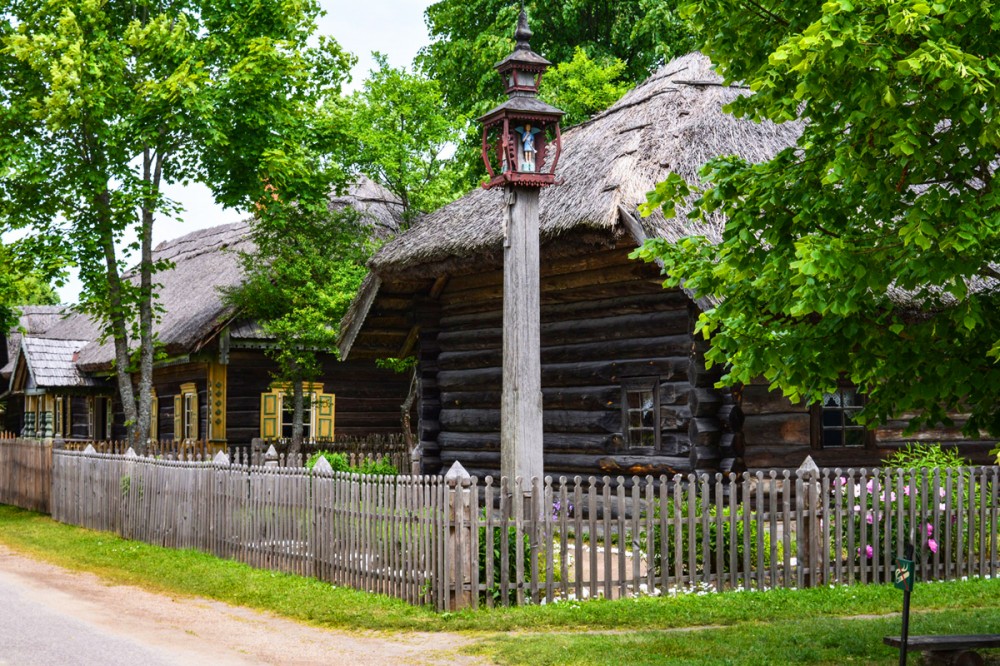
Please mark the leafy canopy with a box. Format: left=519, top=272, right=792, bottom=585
left=539, top=47, right=633, bottom=127
left=0, top=0, right=352, bottom=446
left=635, top=0, right=1000, bottom=435
left=418, top=0, right=694, bottom=187
left=349, top=53, right=460, bottom=223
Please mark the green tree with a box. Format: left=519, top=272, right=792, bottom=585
left=350, top=54, right=460, bottom=224
left=0, top=236, right=66, bottom=331
left=224, top=198, right=373, bottom=455
left=539, top=47, right=633, bottom=127
left=0, top=0, right=351, bottom=451
left=636, top=0, right=1000, bottom=435
left=418, top=0, right=694, bottom=187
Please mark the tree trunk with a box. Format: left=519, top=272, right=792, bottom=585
left=290, top=379, right=304, bottom=457
left=96, top=191, right=140, bottom=446
left=133, top=148, right=162, bottom=455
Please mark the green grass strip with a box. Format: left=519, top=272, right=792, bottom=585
left=0, top=505, right=997, bottom=638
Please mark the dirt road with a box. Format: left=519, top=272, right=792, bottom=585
left=0, top=546, right=485, bottom=665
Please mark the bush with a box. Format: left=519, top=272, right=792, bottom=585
left=305, top=451, right=398, bottom=476
left=649, top=496, right=765, bottom=579
left=831, top=443, right=978, bottom=577
left=478, top=512, right=531, bottom=605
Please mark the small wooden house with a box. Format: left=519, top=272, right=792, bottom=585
left=2, top=178, right=412, bottom=447
left=339, top=53, right=995, bottom=478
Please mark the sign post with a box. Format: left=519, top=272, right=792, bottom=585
left=894, top=542, right=916, bottom=666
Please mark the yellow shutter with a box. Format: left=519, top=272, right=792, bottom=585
left=260, top=391, right=279, bottom=439
left=315, top=393, right=335, bottom=440
left=173, top=394, right=183, bottom=441
left=150, top=394, right=159, bottom=440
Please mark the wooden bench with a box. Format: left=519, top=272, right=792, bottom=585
left=884, top=635, right=1000, bottom=666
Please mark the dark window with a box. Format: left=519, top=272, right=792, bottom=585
left=281, top=392, right=314, bottom=440
left=622, top=378, right=659, bottom=450
left=815, top=387, right=868, bottom=448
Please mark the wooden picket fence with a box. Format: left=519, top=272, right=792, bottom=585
left=50, top=449, right=451, bottom=607
left=0, top=437, right=52, bottom=513
left=40, top=446, right=1000, bottom=610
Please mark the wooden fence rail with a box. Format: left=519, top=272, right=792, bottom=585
left=10, top=440, right=999, bottom=611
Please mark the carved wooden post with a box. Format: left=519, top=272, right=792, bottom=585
left=797, top=455, right=822, bottom=587
left=264, top=444, right=279, bottom=468
left=501, top=186, right=544, bottom=495
left=478, top=10, right=563, bottom=514
left=445, top=461, right=475, bottom=609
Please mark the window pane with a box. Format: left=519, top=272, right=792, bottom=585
left=843, top=428, right=866, bottom=447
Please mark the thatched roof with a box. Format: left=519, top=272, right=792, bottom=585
left=369, top=52, right=800, bottom=278
left=340, top=52, right=801, bottom=358
left=72, top=176, right=403, bottom=371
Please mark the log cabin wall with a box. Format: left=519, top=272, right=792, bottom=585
left=150, top=362, right=208, bottom=442
left=224, top=350, right=410, bottom=445
left=419, top=242, right=729, bottom=480
left=738, top=380, right=997, bottom=468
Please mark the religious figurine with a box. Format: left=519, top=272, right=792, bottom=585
left=514, top=124, right=541, bottom=171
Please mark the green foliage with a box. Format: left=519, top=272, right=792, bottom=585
left=305, top=450, right=398, bottom=476
left=637, top=0, right=1000, bottom=436
left=478, top=515, right=532, bottom=605
left=539, top=47, right=634, bottom=127
left=349, top=54, right=461, bottom=223
left=418, top=0, right=694, bottom=188
left=0, top=235, right=66, bottom=331
left=648, top=497, right=763, bottom=578
left=0, top=0, right=352, bottom=447
left=375, top=357, right=417, bottom=374
left=882, top=443, right=970, bottom=470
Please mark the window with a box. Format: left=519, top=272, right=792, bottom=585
left=814, top=386, right=869, bottom=448
left=89, top=396, right=112, bottom=440
left=621, top=378, right=660, bottom=450
left=260, top=383, right=335, bottom=441
left=173, top=383, right=198, bottom=442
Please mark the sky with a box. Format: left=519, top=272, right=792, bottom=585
left=56, top=0, right=436, bottom=303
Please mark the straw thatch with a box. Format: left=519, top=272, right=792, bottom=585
left=72, top=176, right=403, bottom=371
left=369, top=52, right=801, bottom=279
left=340, top=52, right=801, bottom=358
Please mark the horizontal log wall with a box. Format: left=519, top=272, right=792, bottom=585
left=738, top=381, right=997, bottom=469
left=422, top=243, right=719, bottom=479
left=224, top=350, right=410, bottom=444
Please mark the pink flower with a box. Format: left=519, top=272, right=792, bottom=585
left=835, top=476, right=848, bottom=488
left=939, top=487, right=946, bottom=498
left=866, top=512, right=874, bottom=525
left=925, top=523, right=934, bottom=537
left=903, top=486, right=911, bottom=496
left=866, top=479, right=875, bottom=493
left=927, top=538, right=938, bottom=554
left=853, top=504, right=863, bottom=513
left=866, top=545, right=874, bottom=559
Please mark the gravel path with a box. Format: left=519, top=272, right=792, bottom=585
left=0, top=546, right=486, bottom=665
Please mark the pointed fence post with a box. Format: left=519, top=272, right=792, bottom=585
left=213, top=450, right=230, bottom=466
left=445, top=461, right=475, bottom=609
left=797, top=455, right=822, bottom=587
left=264, top=445, right=279, bottom=468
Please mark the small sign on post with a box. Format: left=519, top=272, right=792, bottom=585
left=894, top=544, right=916, bottom=666
left=893, top=557, right=914, bottom=592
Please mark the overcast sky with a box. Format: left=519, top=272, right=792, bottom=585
left=56, top=0, right=436, bottom=302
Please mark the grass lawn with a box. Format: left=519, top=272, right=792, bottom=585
left=1, top=505, right=997, bottom=664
